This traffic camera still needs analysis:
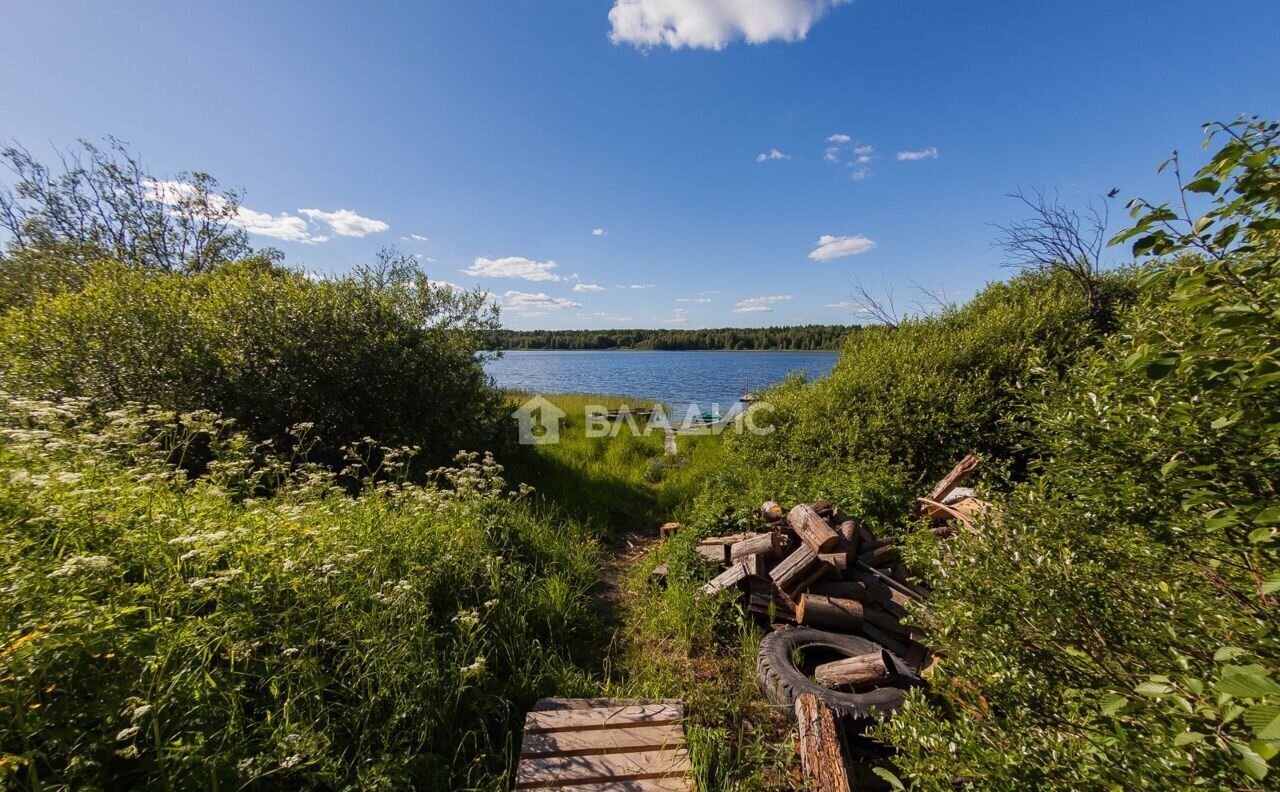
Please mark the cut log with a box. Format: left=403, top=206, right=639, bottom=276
left=796, top=594, right=864, bottom=632
left=920, top=453, right=981, bottom=512
left=835, top=520, right=860, bottom=551
left=863, top=606, right=909, bottom=639
left=730, top=531, right=780, bottom=562
left=761, top=501, right=785, bottom=522
left=650, top=564, right=668, bottom=585
left=659, top=522, right=681, bottom=539
left=818, top=552, right=852, bottom=577
left=814, top=650, right=896, bottom=690
left=695, top=542, right=731, bottom=565
left=788, top=505, right=841, bottom=554
left=810, top=500, right=834, bottom=518
left=701, top=563, right=749, bottom=596
left=794, top=694, right=851, bottom=792
left=769, top=545, right=829, bottom=602
left=854, top=562, right=926, bottom=601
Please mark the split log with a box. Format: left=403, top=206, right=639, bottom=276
left=814, top=650, right=896, bottom=690
left=794, top=694, right=852, bottom=792
left=730, top=531, right=780, bottom=562
left=769, top=545, right=829, bottom=602
left=811, top=500, right=834, bottom=518
left=659, top=522, right=681, bottom=538
left=796, top=594, right=864, bottom=632
left=788, top=505, right=841, bottom=554
left=702, top=563, right=749, bottom=596
left=835, top=520, right=860, bottom=552
left=748, top=591, right=796, bottom=623
left=920, top=453, right=981, bottom=513
left=650, top=564, right=668, bottom=584
left=695, top=542, right=731, bottom=565
left=761, top=501, right=785, bottom=522
left=854, top=562, right=927, bottom=601
left=818, top=552, right=852, bottom=576
left=863, top=606, right=909, bottom=639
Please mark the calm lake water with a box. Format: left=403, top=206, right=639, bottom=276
left=485, top=350, right=840, bottom=412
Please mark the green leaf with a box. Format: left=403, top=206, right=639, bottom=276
left=1136, top=681, right=1174, bottom=697
left=1185, top=176, right=1221, bottom=194
left=1173, top=731, right=1205, bottom=746
left=1217, top=665, right=1280, bottom=698
left=1261, top=573, right=1280, bottom=595
left=1145, top=357, right=1180, bottom=380
left=1215, top=647, right=1248, bottom=662
left=1234, top=741, right=1269, bottom=781
left=872, top=767, right=905, bottom=790
left=1245, top=705, right=1280, bottom=740
left=1249, top=527, right=1275, bottom=544
left=1101, top=693, right=1128, bottom=715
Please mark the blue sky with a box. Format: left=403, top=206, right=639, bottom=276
left=3, top=1, right=1278, bottom=329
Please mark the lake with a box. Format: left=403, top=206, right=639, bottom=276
left=485, top=350, right=841, bottom=412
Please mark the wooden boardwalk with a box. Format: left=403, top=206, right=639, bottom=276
left=515, top=698, right=693, bottom=790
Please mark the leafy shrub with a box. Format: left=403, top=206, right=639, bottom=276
left=878, top=117, right=1280, bottom=788
left=0, top=253, right=502, bottom=466
left=709, top=268, right=1121, bottom=528
left=0, top=395, right=599, bottom=790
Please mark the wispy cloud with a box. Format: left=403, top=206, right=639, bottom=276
left=809, top=234, right=877, bottom=261
left=617, top=283, right=655, bottom=289
left=664, top=307, right=691, bottom=325
left=608, top=0, right=852, bottom=50
left=573, top=283, right=605, bottom=292
left=732, top=294, right=793, bottom=314
left=827, top=133, right=851, bottom=144
left=676, top=297, right=712, bottom=303
left=297, top=208, right=389, bottom=238
left=588, top=311, right=635, bottom=323
left=592, top=227, right=607, bottom=236
left=825, top=136, right=874, bottom=179
left=463, top=256, right=563, bottom=282
left=502, top=290, right=581, bottom=316
left=146, top=180, right=378, bottom=245
left=898, top=146, right=939, bottom=161
left=756, top=148, right=790, bottom=162
left=824, top=300, right=861, bottom=309
left=401, top=233, right=428, bottom=242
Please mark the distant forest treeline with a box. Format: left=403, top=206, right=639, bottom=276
left=492, top=324, right=858, bottom=351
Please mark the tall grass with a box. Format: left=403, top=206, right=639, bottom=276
left=0, top=396, right=599, bottom=790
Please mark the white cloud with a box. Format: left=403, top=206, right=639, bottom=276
left=297, top=208, right=389, bottom=238
left=401, top=233, right=429, bottom=242
left=502, top=290, right=582, bottom=316
left=592, top=227, right=607, bottom=236
left=849, top=167, right=871, bottom=182
left=463, top=256, right=563, bottom=282
left=147, top=179, right=325, bottom=244
left=676, top=297, right=712, bottom=303
left=608, top=0, right=851, bottom=50
left=823, top=137, right=872, bottom=176
left=623, top=283, right=655, bottom=289
left=732, top=294, right=793, bottom=313
left=809, top=234, right=876, bottom=261
left=827, top=133, right=851, bottom=143
left=574, top=283, right=605, bottom=292
left=756, top=148, right=790, bottom=162
left=590, top=311, right=634, bottom=322
left=664, top=307, right=691, bottom=325
left=898, top=146, right=939, bottom=161
left=824, top=300, right=859, bottom=309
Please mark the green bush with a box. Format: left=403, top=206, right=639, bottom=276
left=877, top=118, right=1280, bottom=788
left=709, top=268, right=1122, bottom=528
left=0, top=254, right=502, bottom=466
left=0, top=395, right=599, bottom=790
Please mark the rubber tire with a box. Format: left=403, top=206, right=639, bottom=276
left=757, top=626, right=916, bottom=722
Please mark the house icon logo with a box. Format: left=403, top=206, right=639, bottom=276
left=511, top=395, right=567, bottom=445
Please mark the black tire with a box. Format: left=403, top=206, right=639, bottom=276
left=757, top=627, right=917, bottom=722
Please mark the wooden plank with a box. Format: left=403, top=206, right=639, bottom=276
left=794, top=694, right=851, bottom=791
left=533, top=698, right=680, bottom=712
left=921, top=453, right=981, bottom=511
left=524, top=704, right=683, bottom=734
left=522, top=723, right=685, bottom=758
left=552, top=780, right=693, bottom=792
left=702, top=562, right=749, bottom=596
left=515, top=748, right=692, bottom=788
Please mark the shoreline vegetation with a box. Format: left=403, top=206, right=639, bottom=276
left=491, top=325, right=856, bottom=351
left=1, top=118, right=1278, bottom=789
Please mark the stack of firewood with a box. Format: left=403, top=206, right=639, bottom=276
left=695, top=499, right=932, bottom=671
left=690, top=454, right=987, bottom=675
